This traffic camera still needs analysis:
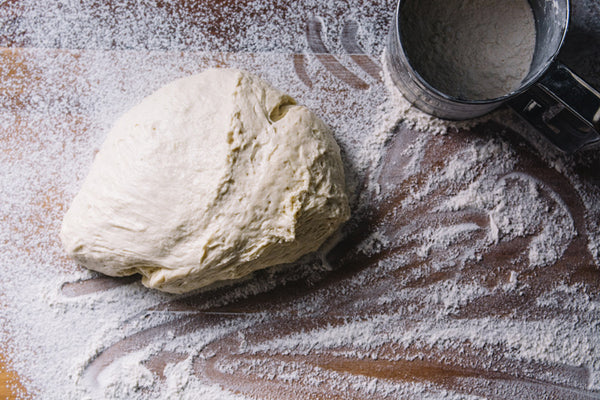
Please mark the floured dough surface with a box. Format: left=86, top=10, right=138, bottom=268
left=60, top=69, right=350, bottom=294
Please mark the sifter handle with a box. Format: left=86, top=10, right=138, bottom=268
left=509, top=62, right=600, bottom=153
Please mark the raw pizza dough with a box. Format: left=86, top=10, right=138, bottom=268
left=60, top=69, right=350, bottom=294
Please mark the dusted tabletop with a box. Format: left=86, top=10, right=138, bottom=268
left=1, top=0, right=600, bottom=398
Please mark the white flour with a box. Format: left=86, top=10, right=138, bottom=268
left=1, top=0, right=600, bottom=399
left=400, top=0, right=537, bottom=100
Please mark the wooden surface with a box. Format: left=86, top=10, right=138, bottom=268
left=0, top=372, right=13, bottom=399
left=1, top=0, right=600, bottom=399
left=0, top=369, right=13, bottom=399
left=0, top=354, right=25, bottom=399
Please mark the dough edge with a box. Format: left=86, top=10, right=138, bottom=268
left=61, top=69, right=350, bottom=294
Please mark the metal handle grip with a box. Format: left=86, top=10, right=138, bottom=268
left=509, top=62, right=600, bottom=153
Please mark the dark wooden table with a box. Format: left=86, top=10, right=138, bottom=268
left=1, top=0, right=599, bottom=399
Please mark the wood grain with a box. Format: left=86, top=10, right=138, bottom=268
left=0, top=372, right=15, bottom=400
left=0, top=354, right=25, bottom=400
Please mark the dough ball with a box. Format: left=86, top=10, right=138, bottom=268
left=60, top=69, right=350, bottom=294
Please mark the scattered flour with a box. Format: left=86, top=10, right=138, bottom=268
left=96, top=349, right=156, bottom=398
left=1, top=0, right=600, bottom=399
